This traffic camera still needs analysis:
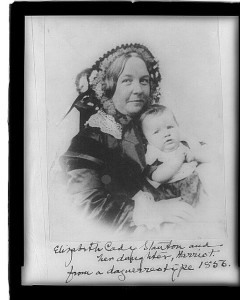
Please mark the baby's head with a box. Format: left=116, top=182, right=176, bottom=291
left=140, top=105, right=180, bottom=152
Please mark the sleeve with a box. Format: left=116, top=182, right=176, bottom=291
left=59, top=128, right=135, bottom=232
left=143, top=159, right=163, bottom=181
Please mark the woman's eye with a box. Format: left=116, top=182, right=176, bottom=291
left=167, top=125, right=174, bottom=129
left=140, top=78, right=150, bottom=85
left=122, top=78, right=132, bottom=83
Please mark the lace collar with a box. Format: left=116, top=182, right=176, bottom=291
left=114, top=110, right=133, bottom=127
left=85, top=110, right=123, bottom=139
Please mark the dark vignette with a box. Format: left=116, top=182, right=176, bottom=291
left=9, top=1, right=240, bottom=299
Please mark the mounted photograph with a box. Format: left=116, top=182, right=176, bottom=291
left=25, top=16, right=227, bottom=242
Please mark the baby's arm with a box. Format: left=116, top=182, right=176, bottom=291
left=185, top=142, right=213, bottom=164
left=151, top=148, right=185, bottom=183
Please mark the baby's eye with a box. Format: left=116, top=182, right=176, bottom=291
left=153, top=129, right=160, bottom=134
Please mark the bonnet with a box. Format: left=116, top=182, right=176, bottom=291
left=64, top=43, right=162, bottom=129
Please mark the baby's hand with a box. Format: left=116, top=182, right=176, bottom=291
left=185, top=148, right=195, bottom=162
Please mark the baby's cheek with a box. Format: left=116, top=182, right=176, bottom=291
left=155, top=139, right=163, bottom=148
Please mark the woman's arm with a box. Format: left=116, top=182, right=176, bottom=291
left=66, top=168, right=135, bottom=230
left=60, top=129, right=137, bottom=232
left=60, top=129, right=194, bottom=232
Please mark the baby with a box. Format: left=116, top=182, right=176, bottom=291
left=140, top=104, right=212, bottom=207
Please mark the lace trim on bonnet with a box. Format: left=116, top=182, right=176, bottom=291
left=85, top=110, right=122, bottom=139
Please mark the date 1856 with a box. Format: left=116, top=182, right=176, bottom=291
left=198, top=260, right=230, bottom=269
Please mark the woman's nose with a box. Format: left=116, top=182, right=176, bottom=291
left=132, top=81, right=142, bottom=94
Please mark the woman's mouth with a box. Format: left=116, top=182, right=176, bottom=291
left=128, top=99, right=144, bottom=103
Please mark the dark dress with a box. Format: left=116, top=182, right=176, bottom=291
left=153, top=171, right=201, bottom=207
left=60, top=113, right=159, bottom=232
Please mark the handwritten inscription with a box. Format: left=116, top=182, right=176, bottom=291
left=53, top=240, right=229, bottom=283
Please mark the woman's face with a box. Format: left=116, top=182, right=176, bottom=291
left=112, top=57, right=150, bottom=116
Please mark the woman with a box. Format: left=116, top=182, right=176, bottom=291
left=60, top=43, right=194, bottom=234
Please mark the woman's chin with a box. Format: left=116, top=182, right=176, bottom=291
left=126, top=102, right=145, bottom=115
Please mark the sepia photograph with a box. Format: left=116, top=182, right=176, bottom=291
left=22, top=13, right=238, bottom=285
left=34, top=16, right=226, bottom=241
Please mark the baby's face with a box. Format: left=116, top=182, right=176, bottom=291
left=142, top=111, right=180, bottom=152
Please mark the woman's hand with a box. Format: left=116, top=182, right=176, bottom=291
left=132, top=191, right=156, bottom=228
left=153, top=198, right=195, bottom=224
left=132, top=193, right=195, bottom=229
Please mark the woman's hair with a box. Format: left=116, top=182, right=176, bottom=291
left=104, top=52, right=146, bottom=99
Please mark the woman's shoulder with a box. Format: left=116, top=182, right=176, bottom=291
left=64, top=110, right=123, bottom=161
left=60, top=126, right=108, bottom=171
left=68, top=126, right=106, bottom=154
left=75, top=126, right=104, bottom=142
left=66, top=120, right=121, bottom=159
left=85, top=109, right=122, bottom=140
